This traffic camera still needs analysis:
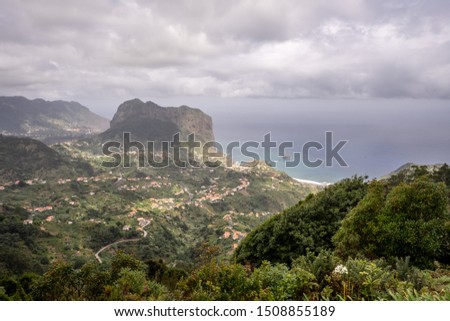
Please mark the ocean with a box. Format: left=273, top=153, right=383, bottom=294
left=202, top=98, right=450, bottom=183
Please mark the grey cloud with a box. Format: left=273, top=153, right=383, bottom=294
left=0, top=0, right=449, bottom=104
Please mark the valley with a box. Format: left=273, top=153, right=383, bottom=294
left=0, top=136, right=320, bottom=271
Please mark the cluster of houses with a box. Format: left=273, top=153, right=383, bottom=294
left=117, top=177, right=170, bottom=191
left=148, top=197, right=177, bottom=211
left=58, top=176, right=106, bottom=185
left=222, top=229, right=247, bottom=241
left=221, top=208, right=274, bottom=251
left=222, top=229, right=247, bottom=250
left=22, top=206, right=54, bottom=225
left=24, top=205, right=53, bottom=213
left=116, top=176, right=251, bottom=213
left=0, top=178, right=47, bottom=190
left=12, top=171, right=259, bottom=253
left=191, top=178, right=250, bottom=207
left=1, top=172, right=174, bottom=194
left=123, top=217, right=152, bottom=237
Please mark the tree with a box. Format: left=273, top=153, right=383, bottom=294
left=31, top=262, right=81, bottom=300
left=109, top=251, right=146, bottom=281
left=235, top=177, right=368, bottom=266
left=105, top=268, right=168, bottom=301
left=333, top=181, right=386, bottom=259
left=333, top=179, right=449, bottom=267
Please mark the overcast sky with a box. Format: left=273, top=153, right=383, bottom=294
left=1, top=0, right=450, bottom=116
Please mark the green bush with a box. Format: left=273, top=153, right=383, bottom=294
left=105, top=268, right=168, bottom=301
left=388, top=288, right=450, bottom=301
left=274, top=266, right=318, bottom=300
left=177, top=261, right=260, bottom=300
left=329, top=258, right=397, bottom=300
left=380, top=180, right=448, bottom=266
left=394, top=257, right=429, bottom=291
left=109, top=251, right=146, bottom=281
left=333, top=179, right=449, bottom=267
left=146, top=259, right=187, bottom=290
left=31, top=262, right=81, bottom=300
left=293, top=250, right=341, bottom=288
left=235, top=177, right=368, bottom=266
left=251, top=261, right=289, bottom=300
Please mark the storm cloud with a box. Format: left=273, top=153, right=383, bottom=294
left=1, top=0, right=450, bottom=110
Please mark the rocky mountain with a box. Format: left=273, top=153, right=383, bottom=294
left=100, top=99, right=214, bottom=144
left=0, top=135, right=93, bottom=184
left=0, top=96, right=109, bottom=143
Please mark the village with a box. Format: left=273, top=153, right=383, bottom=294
left=0, top=165, right=285, bottom=255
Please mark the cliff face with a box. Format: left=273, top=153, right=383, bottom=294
left=101, top=99, right=214, bottom=143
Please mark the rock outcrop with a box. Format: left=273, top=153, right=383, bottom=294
left=100, top=99, right=214, bottom=143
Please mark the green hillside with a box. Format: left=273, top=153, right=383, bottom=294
left=0, top=135, right=93, bottom=183
left=0, top=136, right=320, bottom=276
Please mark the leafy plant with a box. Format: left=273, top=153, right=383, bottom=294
left=235, top=177, right=368, bottom=266
left=333, top=179, right=449, bottom=267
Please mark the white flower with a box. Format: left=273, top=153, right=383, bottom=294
left=333, top=264, right=348, bottom=275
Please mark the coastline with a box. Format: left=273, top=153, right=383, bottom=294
left=293, top=177, right=331, bottom=187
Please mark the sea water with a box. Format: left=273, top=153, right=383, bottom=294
left=207, top=99, right=450, bottom=183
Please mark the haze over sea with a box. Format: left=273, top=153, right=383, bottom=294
left=154, top=98, right=449, bottom=183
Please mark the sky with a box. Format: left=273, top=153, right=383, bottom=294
left=1, top=0, right=450, bottom=117
left=1, top=0, right=449, bottom=180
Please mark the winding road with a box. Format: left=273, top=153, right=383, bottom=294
left=95, top=238, right=140, bottom=264
left=95, top=220, right=150, bottom=264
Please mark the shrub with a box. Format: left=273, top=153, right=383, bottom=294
left=329, top=258, right=397, bottom=300
left=109, top=251, right=146, bottom=281
left=177, top=261, right=259, bottom=300
left=105, top=268, right=168, bottom=301
left=31, top=262, right=81, bottom=300
left=333, top=179, right=449, bottom=267
left=235, top=177, right=368, bottom=266
left=293, top=250, right=340, bottom=288
left=388, top=288, right=450, bottom=301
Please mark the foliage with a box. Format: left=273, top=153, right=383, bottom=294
left=31, top=262, right=82, bottom=300
left=177, top=260, right=259, bottom=300
left=333, top=179, right=449, bottom=267
left=0, top=205, right=49, bottom=275
left=105, top=268, right=168, bottom=301
left=0, top=249, right=447, bottom=301
left=109, top=251, right=147, bottom=281
left=235, top=176, right=368, bottom=266
left=252, top=261, right=319, bottom=300
left=293, top=250, right=341, bottom=288
left=387, top=288, right=450, bottom=301
left=146, top=259, right=187, bottom=290
left=0, top=135, right=93, bottom=184
left=1, top=135, right=449, bottom=302
left=329, top=258, right=397, bottom=300
left=0, top=287, right=9, bottom=301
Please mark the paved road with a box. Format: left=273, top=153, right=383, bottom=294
left=137, top=220, right=150, bottom=238
left=94, top=238, right=140, bottom=264
left=95, top=221, right=150, bottom=263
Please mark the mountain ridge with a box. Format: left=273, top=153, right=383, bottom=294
left=0, top=96, right=109, bottom=143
